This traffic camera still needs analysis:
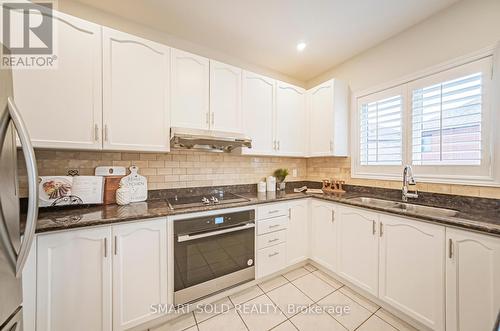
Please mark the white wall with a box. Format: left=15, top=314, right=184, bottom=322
left=306, top=0, right=500, bottom=92
left=57, top=0, right=305, bottom=87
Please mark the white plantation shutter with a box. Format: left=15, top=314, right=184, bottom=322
left=360, top=95, right=403, bottom=165
left=412, top=72, right=483, bottom=165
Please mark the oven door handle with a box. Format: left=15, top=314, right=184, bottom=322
left=177, top=223, right=255, bottom=242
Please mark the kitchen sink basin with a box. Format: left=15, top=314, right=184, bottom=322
left=347, top=197, right=459, bottom=218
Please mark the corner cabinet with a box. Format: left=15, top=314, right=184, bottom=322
left=35, top=218, right=168, bottom=331
left=12, top=11, right=103, bottom=150
left=379, top=214, right=445, bottom=331
left=310, top=200, right=337, bottom=271
left=242, top=71, right=276, bottom=155
left=209, top=60, right=242, bottom=133
left=446, top=228, right=500, bottom=331
left=308, top=79, right=349, bottom=157
left=36, top=227, right=112, bottom=331
left=170, top=49, right=210, bottom=130
left=102, top=28, right=171, bottom=152
left=275, top=81, right=307, bottom=156
left=337, top=206, right=379, bottom=297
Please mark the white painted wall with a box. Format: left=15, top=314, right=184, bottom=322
left=57, top=0, right=305, bottom=87
left=306, top=0, right=500, bottom=92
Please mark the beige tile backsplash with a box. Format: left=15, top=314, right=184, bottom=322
left=17, top=151, right=500, bottom=199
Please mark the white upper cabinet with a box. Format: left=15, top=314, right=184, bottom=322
left=379, top=214, right=445, bottom=331
left=36, top=227, right=112, bottom=331
left=446, top=228, right=500, bottom=331
left=310, top=200, right=337, bottom=271
left=12, top=11, right=102, bottom=150
left=112, top=219, right=168, bottom=331
left=308, top=79, right=349, bottom=157
left=275, top=81, right=307, bottom=156
left=102, top=28, right=170, bottom=152
left=171, top=49, right=210, bottom=130
left=242, top=71, right=276, bottom=155
left=337, top=206, right=379, bottom=296
left=210, top=60, right=242, bottom=133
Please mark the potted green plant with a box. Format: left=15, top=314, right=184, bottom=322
left=273, top=168, right=289, bottom=191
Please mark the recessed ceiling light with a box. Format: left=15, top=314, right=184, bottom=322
left=296, top=42, right=307, bottom=52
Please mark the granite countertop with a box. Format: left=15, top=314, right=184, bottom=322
left=32, top=185, right=500, bottom=236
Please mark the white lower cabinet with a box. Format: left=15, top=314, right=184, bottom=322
left=36, top=227, right=112, bottom=331
left=35, top=218, right=167, bottom=331
left=286, top=200, right=309, bottom=265
left=112, top=219, right=168, bottom=331
left=257, top=243, right=287, bottom=278
left=310, top=200, right=337, bottom=271
left=337, top=206, right=379, bottom=296
left=446, top=228, right=500, bottom=331
left=379, top=214, right=445, bottom=331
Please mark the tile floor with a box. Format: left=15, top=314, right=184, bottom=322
left=150, top=265, right=419, bottom=331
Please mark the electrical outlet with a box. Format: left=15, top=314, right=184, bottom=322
left=292, top=169, right=297, bottom=177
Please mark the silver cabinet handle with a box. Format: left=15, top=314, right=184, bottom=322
left=268, top=210, right=280, bottom=214
left=0, top=98, right=39, bottom=277
left=268, top=238, right=279, bottom=243
left=273, top=140, right=276, bottom=150
left=331, top=210, right=335, bottom=223
left=372, top=220, right=376, bottom=235
left=206, top=112, right=209, bottom=125
left=268, top=224, right=280, bottom=229
left=288, top=208, right=291, bottom=219
left=448, top=239, right=453, bottom=259
left=178, top=223, right=255, bottom=242
left=104, top=238, right=108, bottom=258
left=94, top=124, right=99, bottom=141
left=268, top=252, right=279, bottom=257
left=379, top=222, right=383, bottom=237
left=277, top=141, right=280, bottom=150
left=211, top=112, right=215, bottom=126
left=104, top=124, right=109, bottom=142
left=114, top=236, right=118, bottom=255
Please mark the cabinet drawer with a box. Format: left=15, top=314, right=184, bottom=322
left=257, top=216, right=288, bottom=235
left=257, top=204, right=288, bottom=220
left=257, top=230, right=286, bottom=249
left=257, top=243, right=286, bottom=278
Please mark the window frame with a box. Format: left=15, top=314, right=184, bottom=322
left=351, top=48, right=499, bottom=186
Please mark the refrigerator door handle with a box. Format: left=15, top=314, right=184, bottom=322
left=0, top=107, right=17, bottom=274
left=8, top=97, right=38, bottom=277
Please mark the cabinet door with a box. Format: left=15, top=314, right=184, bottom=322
left=210, top=60, right=242, bottom=133
left=337, top=206, right=379, bottom=296
left=287, top=200, right=309, bottom=265
left=171, top=49, right=210, bottom=129
left=37, top=228, right=112, bottom=331
left=102, top=28, right=170, bottom=152
left=446, top=228, right=500, bottom=331
left=275, top=81, right=307, bottom=156
left=310, top=200, right=337, bottom=271
left=12, top=11, right=102, bottom=149
left=242, top=72, right=275, bottom=155
left=112, top=219, right=168, bottom=331
left=309, top=81, right=334, bottom=156
left=379, top=215, right=445, bottom=331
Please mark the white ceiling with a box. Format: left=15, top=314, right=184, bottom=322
left=72, top=0, right=459, bottom=82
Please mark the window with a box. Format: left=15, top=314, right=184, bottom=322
left=360, top=95, right=403, bottom=166
left=352, top=55, right=497, bottom=185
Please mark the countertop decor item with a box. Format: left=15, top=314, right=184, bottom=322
left=273, top=168, right=289, bottom=191
left=266, top=176, right=276, bottom=192
left=96, top=166, right=126, bottom=205
left=39, top=176, right=104, bottom=207
left=322, top=179, right=346, bottom=194
left=257, top=181, right=266, bottom=193
left=115, top=183, right=131, bottom=206
left=119, top=166, right=147, bottom=202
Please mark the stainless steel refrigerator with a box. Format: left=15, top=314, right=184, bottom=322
left=0, top=54, right=39, bottom=330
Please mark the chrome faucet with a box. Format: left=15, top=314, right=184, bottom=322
left=402, top=165, right=418, bottom=201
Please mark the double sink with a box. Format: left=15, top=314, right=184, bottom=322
left=347, top=197, right=459, bottom=218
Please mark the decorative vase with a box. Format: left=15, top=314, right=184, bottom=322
left=116, top=184, right=131, bottom=205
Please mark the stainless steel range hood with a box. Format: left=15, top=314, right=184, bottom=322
left=170, top=127, right=252, bottom=152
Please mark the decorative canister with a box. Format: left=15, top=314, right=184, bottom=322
left=257, top=181, right=266, bottom=193
left=116, top=184, right=131, bottom=205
